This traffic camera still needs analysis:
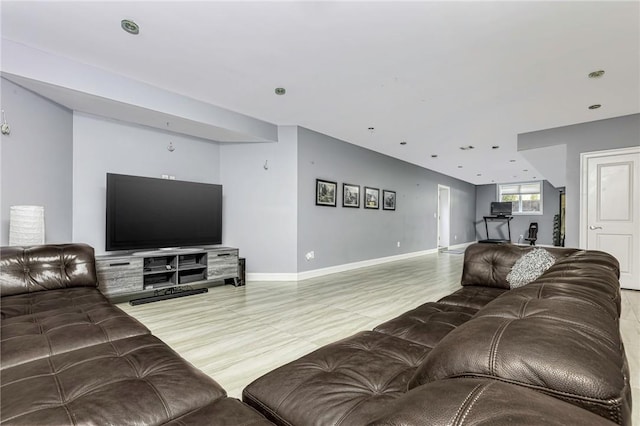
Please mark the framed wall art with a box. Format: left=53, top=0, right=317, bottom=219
left=342, top=183, right=360, bottom=208
left=316, top=179, right=337, bottom=207
left=364, top=187, right=379, bottom=209
left=383, top=190, right=396, bottom=210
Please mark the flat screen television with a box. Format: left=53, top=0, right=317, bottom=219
left=106, top=173, right=222, bottom=251
left=491, top=201, right=513, bottom=217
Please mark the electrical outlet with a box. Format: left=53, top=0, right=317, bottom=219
left=305, top=251, right=315, bottom=261
left=454, top=235, right=457, bottom=240
left=169, top=175, right=176, bottom=180
left=397, top=241, right=401, bottom=248
left=161, top=174, right=169, bottom=179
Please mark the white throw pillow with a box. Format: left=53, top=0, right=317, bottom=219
left=507, top=248, right=556, bottom=289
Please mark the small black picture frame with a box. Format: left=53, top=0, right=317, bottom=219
left=364, top=187, right=379, bottom=209
left=383, top=190, right=396, bottom=210
left=316, top=179, right=337, bottom=207
left=343, top=183, right=360, bottom=208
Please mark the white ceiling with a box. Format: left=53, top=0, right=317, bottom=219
left=1, top=1, right=638, bottom=185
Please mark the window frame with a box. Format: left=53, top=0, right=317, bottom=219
left=497, top=181, right=543, bottom=215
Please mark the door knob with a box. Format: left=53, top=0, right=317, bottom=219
left=589, top=225, right=603, bottom=230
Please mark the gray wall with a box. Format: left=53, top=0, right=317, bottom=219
left=297, top=127, right=476, bottom=272
left=0, top=78, right=73, bottom=245
left=475, top=181, right=560, bottom=245
left=519, top=114, right=639, bottom=248
left=219, top=126, right=298, bottom=275
left=2, top=82, right=478, bottom=275
left=72, top=112, right=221, bottom=254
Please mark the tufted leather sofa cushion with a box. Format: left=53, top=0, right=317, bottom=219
left=243, top=331, right=432, bottom=426
left=164, top=398, right=274, bottom=426
left=374, top=302, right=477, bottom=347
left=368, top=378, right=617, bottom=425
left=437, top=285, right=507, bottom=310
left=1, top=296, right=150, bottom=369
left=0, top=244, right=98, bottom=297
left=460, top=243, right=580, bottom=289
left=0, top=286, right=106, bottom=320
left=1, top=334, right=229, bottom=425
left=409, top=251, right=630, bottom=425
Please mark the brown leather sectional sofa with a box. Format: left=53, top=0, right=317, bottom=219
left=242, top=243, right=631, bottom=425
left=0, top=243, right=631, bottom=425
left=0, top=244, right=272, bottom=425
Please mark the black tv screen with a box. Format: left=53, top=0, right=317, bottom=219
left=491, top=201, right=513, bottom=216
left=106, top=173, right=222, bottom=251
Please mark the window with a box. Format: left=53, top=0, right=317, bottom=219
left=498, top=181, right=543, bottom=214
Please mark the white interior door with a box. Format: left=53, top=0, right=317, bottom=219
left=438, top=185, right=450, bottom=248
left=582, top=147, right=640, bottom=290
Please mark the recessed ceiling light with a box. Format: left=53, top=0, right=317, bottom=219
left=492, top=145, right=500, bottom=149
left=509, top=159, right=516, bottom=162
left=523, top=169, right=528, bottom=172
left=588, top=70, right=605, bottom=78
left=476, top=173, right=482, bottom=176
left=274, top=87, right=286, bottom=95
left=589, top=104, right=601, bottom=110
left=400, top=141, right=407, bottom=145
left=533, top=176, right=537, bottom=179
left=121, top=19, right=139, bottom=35
left=457, top=165, right=463, bottom=168
left=431, top=154, right=438, bottom=158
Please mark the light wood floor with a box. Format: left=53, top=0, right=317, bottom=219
left=119, top=251, right=639, bottom=424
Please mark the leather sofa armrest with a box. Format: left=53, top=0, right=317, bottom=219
left=460, top=243, right=581, bottom=289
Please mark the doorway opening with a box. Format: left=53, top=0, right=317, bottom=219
left=438, top=185, right=451, bottom=250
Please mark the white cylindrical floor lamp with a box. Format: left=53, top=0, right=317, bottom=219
left=9, top=205, right=45, bottom=246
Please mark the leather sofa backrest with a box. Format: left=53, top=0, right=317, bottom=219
left=410, top=250, right=630, bottom=425
left=460, top=243, right=581, bottom=289
left=0, top=244, right=98, bottom=297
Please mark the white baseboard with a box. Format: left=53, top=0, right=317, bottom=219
left=246, top=245, right=476, bottom=283
left=246, top=272, right=299, bottom=282
left=443, top=242, right=475, bottom=251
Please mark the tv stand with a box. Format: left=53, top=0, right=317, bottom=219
left=95, top=247, right=240, bottom=303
